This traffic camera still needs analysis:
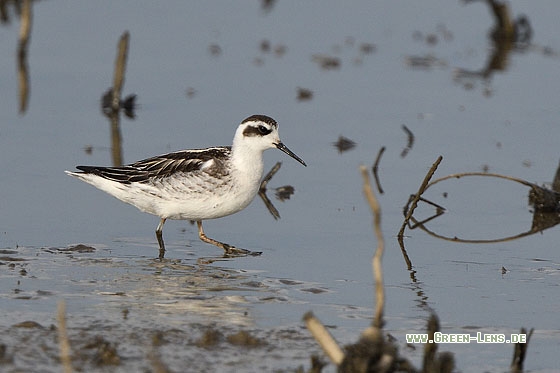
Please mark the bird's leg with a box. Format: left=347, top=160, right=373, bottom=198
left=196, top=220, right=235, bottom=251
left=156, top=218, right=166, bottom=260
left=196, top=221, right=261, bottom=256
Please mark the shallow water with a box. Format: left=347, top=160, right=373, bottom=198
left=1, top=1, right=560, bottom=371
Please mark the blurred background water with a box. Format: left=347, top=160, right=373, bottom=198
left=1, top=1, right=559, bottom=371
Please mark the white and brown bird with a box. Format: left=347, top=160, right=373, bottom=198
left=66, top=115, right=306, bottom=258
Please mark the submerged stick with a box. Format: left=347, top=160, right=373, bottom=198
left=303, top=312, right=344, bottom=366
left=57, top=300, right=73, bottom=373
left=360, top=165, right=385, bottom=328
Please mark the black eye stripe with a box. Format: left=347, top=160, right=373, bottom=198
left=243, top=124, right=272, bottom=137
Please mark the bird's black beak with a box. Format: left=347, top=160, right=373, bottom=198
left=275, top=142, right=307, bottom=167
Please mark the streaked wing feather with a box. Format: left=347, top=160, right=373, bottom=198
left=76, top=147, right=231, bottom=184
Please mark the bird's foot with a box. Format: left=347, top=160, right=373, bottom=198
left=223, top=244, right=262, bottom=257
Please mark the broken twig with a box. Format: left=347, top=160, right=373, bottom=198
left=398, top=156, right=443, bottom=238
left=303, top=312, right=344, bottom=366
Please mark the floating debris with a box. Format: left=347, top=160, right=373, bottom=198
left=208, top=44, right=222, bottom=57
left=101, top=88, right=112, bottom=113
left=101, top=88, right=137, bottom=119
left=404, top=54, right=447, bottom=69
left=274, top=44, right=287, bottom=57
left=400, top=124, right=414, bottom=158
left=312, top=54, right=341, bottom=70
left=259, top=0, right=277, bottom=14
left=333, top=136, right=356, bottom=153
left=255, top=40, right=287, bottom=64
left=260, top=39, right=270, bottom=53
left=412, top=24, right=453, bottom=46
left=275, top=185, right=294, bottom=201
left=296, top=87, right=313, bottom=102
left=58, top=244, right=96, bottom=253
left=185, top=87, right=197, bottom=99
left=425, top=33, right=438, bottom=45
left=359, top=42, right=376, bottom=55
left=120, top=94, right=137, bottom=119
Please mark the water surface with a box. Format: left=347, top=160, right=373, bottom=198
left=1, top=1, right=559, bottom=371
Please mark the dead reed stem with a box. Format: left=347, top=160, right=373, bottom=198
left=360, top=165, right=385, bottom=328
left=303, top=312, right=344, bottom=366
left=57, top=300, right=72, bottom=373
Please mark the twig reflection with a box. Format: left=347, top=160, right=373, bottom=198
left=403, top=196, right=445, bottom=230
left=257, top=162, right=297, bottom=219
left=404, top=172, right=560, bottom=244
left=455, top=0, right=533, bottom=95
left=398, top=156, right=443, bottom=238
left=397, top=156, right=443, bottom=272
left=258, top=162, right=282, bottom=220
left=332, top=135, right=356, bottom=153
left=17, top=0, right=31, bottom=114
left=101, top=31, right=131, bottom=166
left=400, top=124, right=414, bottom=158
left=372, top=146, right=385, bottom=194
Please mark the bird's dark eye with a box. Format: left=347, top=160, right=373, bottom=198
left=258, top=125, right=269, bottom=135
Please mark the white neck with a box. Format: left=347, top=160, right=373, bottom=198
left=230, top=141, right=265, bottom=186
